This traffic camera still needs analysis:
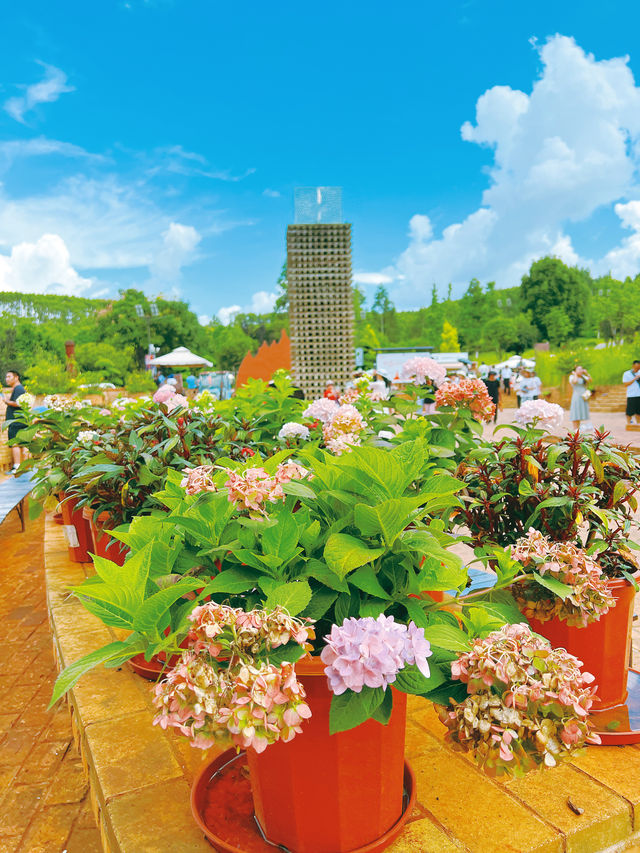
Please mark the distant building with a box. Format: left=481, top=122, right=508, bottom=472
left=287, top=188, right=354, bottom=398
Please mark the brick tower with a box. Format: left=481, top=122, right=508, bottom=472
left=287, top=188, right=354, bottom=399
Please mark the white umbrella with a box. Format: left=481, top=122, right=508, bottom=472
left=149, top=346, right=213, bottom=368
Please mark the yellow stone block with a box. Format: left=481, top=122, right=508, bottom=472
left=390, top=818, right=465, bottom=852
left=409, top=736, right=562, bottom=853
left=570, top=745, right=640, bottom=829
left=55, top=627, right=113, bottom=669
left=51, top=601, right=109, bottom=636
left=106, top=778, right=211, bottom=852
left=84, top=710, right=183, bottom=801
left=72, top=667, right=148, bottom=726
left=506, top=763, right=631, bottom=853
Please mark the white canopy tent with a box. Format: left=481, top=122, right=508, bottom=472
left=493, top=355, right=536, bottom=371
left=149, top=346, right=213, bottom=368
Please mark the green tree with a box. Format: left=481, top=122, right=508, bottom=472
left=546, top=306, right=573, bottom=345
left=371, top=286, right=395, bottom=336
left=440, top=321, right=460, bottom=352
left=520, top=257, right=592, bottom=340
left=274, top=262, right=288, bottom=313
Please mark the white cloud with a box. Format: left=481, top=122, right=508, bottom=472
left=198, top=313, right=211, bottom=326
left=352, top=272, right=394, bottom=286
left=0, top=137, right=104, bottom=169
left=0, top=233, right=92, bottom=295
left=149, top=145, right=256, bottom=181
left=392, top=35, right=640, bottom=305
left=4, top=63, right=74, bottom=124
left=150, top=222, right=201, bottom=281
left=217, top=290, right=278, bottom=325
left=263, top=188, right=281, bottom=198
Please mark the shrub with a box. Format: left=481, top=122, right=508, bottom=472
left=125, top=370, right=156, bottom=394
left=24, top=360, right=73, bottom=395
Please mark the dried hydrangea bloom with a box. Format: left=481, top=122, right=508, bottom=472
left=181, top=465, right=217, bottom=495
left=322, top=404, right=367, bottom=455
left=400, top=356, right=446, bottom=387
left=321, top=615, right=431, bottom=695
left=439, top=623, right=599, bottom=777
left=224, top=463, right=312, bottom=513
left=515, top=399, right=564, bottom=433
left=152, top=603, right=313, bottom=753
left=435, top=378, right=496, bottom=423
left=510, top=528, right=614, bottom=626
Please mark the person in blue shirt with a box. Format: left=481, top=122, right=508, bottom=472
left=186, top=374, right=197, bottom=389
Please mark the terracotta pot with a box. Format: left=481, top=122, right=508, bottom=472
left=246, top=656, right=411, bottom=853
left=528, top=572, right=639, bottom=709
left=129, top=652, right=179, bottom=681
left=82, top=507, right=129, bottom=566
left=60, top=494, right=93, bottom=562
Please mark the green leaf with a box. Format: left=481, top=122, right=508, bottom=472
left=257, top=642, right=307, bottom=667
left=329, top=687, right=385, bottom=734
left=612, top=480, right=627, bottom=506
left=304, top=560, right=348, bottom=592
left=394, top=662, right=445, bottom=695
left=518, top=478, right=535, bottom=497
left=424, top=680, right=468, bottom=705
left=302, top=589, right=337, bottom=621
left=264, top=581, right=312, bottom=616
left=348, top=565, right=391, bottom=600
left=532, top=571, right=573, bottom=601
left=354, top=496, right=426, bottom=546
left=261, top=512, right=300, bottom=563
left=371, top=688, right=393, bottom=725
left=323, top=534, right=384, bottom=579
left=49, top=640, right=136, bottom=707
left=132, top=579, right=204, bottom=635
left=422, top=623, right=471, bottom=652
left=201, top=566, right=260, bottom=594
left=281, top=480, right=317, bottom=499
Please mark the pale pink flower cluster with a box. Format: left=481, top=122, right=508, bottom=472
left=77, top=430, right=98, bottom=444
left=278, top=422, right=310, bottom=441
left=166, top=393, right=189, bottom=411
left=400, top=356, right=446, bottom=387
left=153, top=385, right=189, bottom=411
left=321, top=615, right=431, bottom=695
left=43, top=395, right=86, bottom=411
left=153, top=603, right=313, bottom=753
left=322, top=404, right=367, bottom=455
left=302, top=397, right=339, bottom=423
left=510, top=528, right=614, bottom=627
left=181, top=465, right=217, bottom=495
left=111, top=397, right=136, bottom=410
left=225, top=462, right=311, bottom=513
left=339, top=387, right=360, bottom=405
left=515, top=400, right=564, bottom=433
left=439, top=623, right=600, bottom=775
left=435, top=378, right=496, bottom=423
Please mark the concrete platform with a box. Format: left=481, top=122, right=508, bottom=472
left=44, top=518, right=640, bottom=853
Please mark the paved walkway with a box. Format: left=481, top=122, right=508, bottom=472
left=0, top=512, right=101, bottom=853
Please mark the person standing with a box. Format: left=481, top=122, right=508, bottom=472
left=530, top=368, right=542, bottom=400
left=569, top=365, right=591, bottom=430
left=622, top=359, right=640, bottom=425
left=3, top=370, right=26, bottom=473
left=500, top=364, right=512, bottom=395
left=518, top=369, right=538, bottom=406
left=483, top=369, right=501, bottom=424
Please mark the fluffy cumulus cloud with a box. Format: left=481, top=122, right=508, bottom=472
left=391, top=35, right=640, bottom=305
left=150, top=222, right=201, bottom=281
left=353, top=272, right=394, bottom=286
left=0, top=234, right=92, bottom=295
left=4, top=62, right=74, bottom=123
left=217, top=290, right=278, bottom=325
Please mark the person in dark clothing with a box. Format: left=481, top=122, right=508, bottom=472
left=483, top=369, right=501, bottom=424
left=3, top=369, right=26, bottom=472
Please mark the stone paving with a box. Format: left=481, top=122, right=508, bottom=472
left=0, top=511, right=101, bottom=853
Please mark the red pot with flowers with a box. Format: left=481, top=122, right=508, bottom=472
left=60, top=493, right=93, bottom=562
left=509, top=529, right=638, bottom=709
left=82, top=507, right=129, bottom=566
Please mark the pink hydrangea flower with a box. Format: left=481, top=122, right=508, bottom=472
left=515, top=400, right=564, bottom=433
left=401, top=356, right=446, bottom=387
left=166, top=393, right=189, bottom=411
left=181, top=465, right=217, bottom=495
left=303, top=397, right=339, bottom=423
left=435, top=378, right=496, bottom=423
left=278, top=422, right=310, bottom=441
left=153, top=384, right=176, bottom=403
left=321, top=615, right=431, bottom=695
left=224, top=463, right=312, bottom=513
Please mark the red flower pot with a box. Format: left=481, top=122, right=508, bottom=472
left=82, top=507, right=129, bottom=567
left=528, top=572, right=638, bottom=709
left=60, top=494, right=93, bottom=562
left=246, top=656, right=411, bottom=853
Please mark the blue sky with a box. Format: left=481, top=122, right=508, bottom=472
left=2, top=1, right=640, bottom=322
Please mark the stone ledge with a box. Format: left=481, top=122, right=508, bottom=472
left=44, top=516, right=640, bottom=853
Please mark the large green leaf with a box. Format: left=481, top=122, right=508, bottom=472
left=422, top=623, right=471, bottom=652
left=347, top=565, right=391, bottom=600
left=329, top=686, right=385, bottom=734
left=354, top=496, right=426, bottom=546
left=49, top=640, right=138, bottom=707
left=261, top=513, right=300, bottom=564
left=324, top=534, right=384, bottom=579
left=302, top=588, right=338, bottom=621
left=303, top=559, right=348, bottom=592
left=132, top=578, right=204, bottom=635
left=264, top=580, right=312, bottom=616
left=394, top=662, right=445, bottom=695
left=532, top=571, right=573, bottom=601
left=201, top=566, right=261, bottom=594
